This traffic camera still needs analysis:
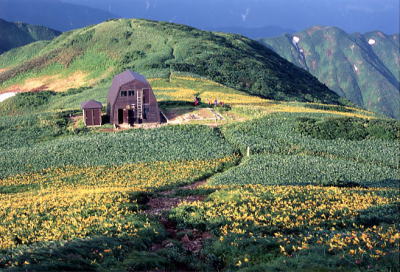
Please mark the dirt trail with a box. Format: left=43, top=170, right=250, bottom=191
left=145, top=180, right=207, bottom=216
left=140, top=180, right=213, bottom=271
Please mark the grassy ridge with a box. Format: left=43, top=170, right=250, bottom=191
left=0, top=18, right=341, bottom=104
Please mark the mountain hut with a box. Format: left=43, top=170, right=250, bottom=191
left=107, top=70, right=160, bottom=126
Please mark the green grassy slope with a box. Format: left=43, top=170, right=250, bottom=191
left=215, top=112, right=399, bottom=187
left=0, top=78, right=398, bottom=271
left=0, top=18, right=60, bottom=54
left=0, top=18, right=342, bottom=104
left=261, top=26, right=400, bottom=119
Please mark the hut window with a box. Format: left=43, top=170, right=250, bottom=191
left=143, top=89, right=150, bottom=103
left=128, top=90, right=135, bottom=96
left=121, top=91, right=127, bottom=97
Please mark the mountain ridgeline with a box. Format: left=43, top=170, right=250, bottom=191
left=0, top=0, right=115, bottom=32
left=261, top=26, right=400, bottom=119
left=0, top=18, right=60, bottom=54
left=0, top=18, right=341, bottom=105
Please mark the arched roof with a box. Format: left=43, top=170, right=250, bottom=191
left=107, top=70, right=150, bottom=106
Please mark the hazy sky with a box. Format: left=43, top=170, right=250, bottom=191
left=0, top=0, right=398, bottom=33
left=62, top=0, right=399, bottom=33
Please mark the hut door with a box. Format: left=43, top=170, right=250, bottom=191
left=118, top=109, right=124, bottom=124
left=123, top=109, right=129, bottom=124
left=85, top=109, right=93, bottom=126
left=128, top=109, right=135, bottom=125
left=93, top=109, right=101, bottom=126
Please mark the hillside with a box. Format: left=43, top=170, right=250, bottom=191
left=0, top=18, right=342, bottom=104
left=260, top=26, right=400, bottom=119
left=0, top=73, right=398, bottom=270
left=0, top=0, right=115, bottom=31
left=0, top=18, right=60, bottom=54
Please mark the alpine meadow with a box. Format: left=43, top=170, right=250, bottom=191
left=0, top=16, right=399, bottom=272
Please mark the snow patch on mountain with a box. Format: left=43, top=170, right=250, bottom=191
left=368, top=39, right=376, bottom=45
left=0, top=92, right=16, bottom=103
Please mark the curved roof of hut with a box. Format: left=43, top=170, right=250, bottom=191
left=81, top=100, right=103, bottom=109
left=107, top=70, right=150, bottom=106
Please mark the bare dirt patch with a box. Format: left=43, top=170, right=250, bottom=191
left=1, top=71, right=96, bottom=93
left=163, top=107, right=224, bottom=124
left=146, top=195, right=206, bottom=217
left=146, top=180, right=207, bottom=216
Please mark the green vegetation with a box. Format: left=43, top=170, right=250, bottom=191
left=211, top=113, right=399, bottom=188
left=221, top=113, right=399, bottom=169
left=0, top=18, right=341, bottom=104
left=261, top=27, right=400, bottom=119
left=0, top=18, right=60, bottom=54
left=0, top=124, right=236, bottom=178
left=296, top=117, right=400, bottom=141
left=210, top=154, right=398, bottom=187
left=0, top=100, right=398, bottom=271
left=0, top=18, right=398, bottom=271
left=0, top=91, right=57, bottom=115
left=0, top=111, right=81, bottom=151
left=170, top=185, right=399, bottom=271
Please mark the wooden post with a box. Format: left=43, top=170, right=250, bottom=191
left=247, top=146, right=250, bottom=157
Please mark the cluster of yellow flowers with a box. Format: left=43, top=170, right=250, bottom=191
left=200, top=91, right=268, bottom=105
left=268, top=103, right=373, bottom=119
left=172, top=75, right=223, bottom=87
left=0, top=156, right=236, bottom=249
left=0, top=188, right=140, bottom=249
left=1, top=156, right=236, bottom=190
left=150, top=75, right=373, bottom=119
left=177, top=185, right=399, bottom=259
left=154, top=87, right=198, bottom=101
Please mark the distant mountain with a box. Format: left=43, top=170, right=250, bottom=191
left=0, top=18, right=341, bottom=105
left=0, top=18, right=60, bottom=54
left=211, top=26, right=295, bottom=39
left=0, top=0, right=116, bottom=31
left=261, top=26, right=400, bottom=119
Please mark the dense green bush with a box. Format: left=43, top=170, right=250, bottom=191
left=296, top=117, right=400, bottom=141
left=14, top=91, right=56, bottom=108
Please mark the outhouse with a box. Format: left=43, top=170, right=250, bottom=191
left=81, top=100, right=102, bottom=126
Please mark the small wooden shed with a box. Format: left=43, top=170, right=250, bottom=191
left=81, top=100, right=102, bottom=126
left=107, top=70, right=160, bottom=126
